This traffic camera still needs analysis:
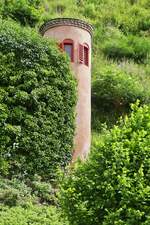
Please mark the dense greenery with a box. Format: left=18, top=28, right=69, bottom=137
left=40, top=0, right=150, bottom=130
left=102, top=35, right=150, bottom=63
left=0, top=19, right=76, bottom=179
left=92, top=65, right=150, bottom=130
left=0, top=0, right=42, bottom=27
left=0, top=205, right=68, bottom=225
left=0, top=0, right=150, bottom=224
left=0, top=176, right=69, bottom=225
left=60, top=103, right=150, bottom=225
left=0, top=176, right=57, bottom=207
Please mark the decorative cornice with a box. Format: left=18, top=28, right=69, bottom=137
left=39, top=18, right=93, bottom=37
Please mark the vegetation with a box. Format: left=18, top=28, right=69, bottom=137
left=40, top=0, right=150, bottom=130
left=0, top=0, right=42, bottom=27
left=0, top=176, right=69, bottom=225
left=0, top=205, right=68, bottom=225
left=0, top=0, right=150, bottom=224
left=92, top=65, right=149, bottom=130
left=102, top=35, right=150, bottom=63
left=0, top=19, right=76, bottom=179
left=60, top=103, right=150, bottom=225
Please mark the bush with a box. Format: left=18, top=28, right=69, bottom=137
left=0, top=177, right=35, bottom=207
left=117, top=4, right=150, bottom=34
left=0, top=19, right=76, bottom=179
left=60, top=102, right=150, bottom=225
left=0, top=176, right=56, bottom=207
left=0, top=205, right=68, bottom=225
left=91, top=63, right=150, bottom=131
left=92, top=66, right=147, bottom=113
left=102, top=35, right=150, bottom=63
left=0, top=0, right=42, bottom=27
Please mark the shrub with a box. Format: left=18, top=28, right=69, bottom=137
left=60, top=102, right=150, bottom=225
left=0, top=176, right=56, bottom=207
left=0, top=205, right=68, bottom=225
left=92, top=66, right=147, bottom=113
left=91, top=63, right=150, bottom=131
left=102, top=35, right=150, bottom=63
left=117, top=4, right=150, bottom=34
left=0, top=177, right=35, bottom=207
left=0, top=19, right=76, bottom=179
left=0, top=0, right=42, bottom=27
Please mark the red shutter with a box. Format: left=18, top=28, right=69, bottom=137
left=58, top=42, right=63, bottom=51
left=84, top=46, right=89, bottom=66
left=79, top=44, right=84, bottom=63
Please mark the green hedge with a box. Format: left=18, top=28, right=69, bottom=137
left=60, top=102, right=150, bottom=225
left=0, top=19, right=76, bottom=179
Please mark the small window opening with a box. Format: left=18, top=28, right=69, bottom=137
left=59, top=39, right=74, bottom=62
left=64, top=43, right=73, bottom=60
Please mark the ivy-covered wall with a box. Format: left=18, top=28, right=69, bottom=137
left=0, top=19, right=76, bottom=179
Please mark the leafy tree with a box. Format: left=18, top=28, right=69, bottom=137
left=60, top=102, right=150, bottom=225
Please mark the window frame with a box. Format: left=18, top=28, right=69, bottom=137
left=59, top=39, right=74, bottom=62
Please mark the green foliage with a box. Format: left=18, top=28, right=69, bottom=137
left=102, top=35, right=150, bottom=63
left=0, top=1, right=150, bottom=223
left=91, top=65, right=149, bottom=131
left=0, top=204, right=68, bottom=225
left=0, top=0, right=42, bottom=27
left=0, top=176, right=57, bottom=207
left=42, top=0, right=82, bottom=21
left=116, top=3, right=150, bottom=34
left=59, top=103, right=150, bottom=225
left=0, top=19, right=76, bottom=179
left=41, top=0, right=150, bottom=129
left=92, top=66, right=147, bottom=111
left=0, top=177, right=34, bottom=207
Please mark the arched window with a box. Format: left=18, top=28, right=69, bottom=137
left=78, top=43, right=89, bottom=67
left=59, top=39, right=74, bottom=62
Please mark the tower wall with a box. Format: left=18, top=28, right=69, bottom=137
left=40, top=18, right=92, bottom=161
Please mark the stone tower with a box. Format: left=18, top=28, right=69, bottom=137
left=40, top=18, right=93, bottom=161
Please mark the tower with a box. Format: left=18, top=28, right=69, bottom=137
left=40, top=18, right=93, bottom=161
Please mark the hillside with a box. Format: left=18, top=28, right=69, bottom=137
left=41, top=0, right=150, bottom=131
left=0, top=0, right=150, bottom=224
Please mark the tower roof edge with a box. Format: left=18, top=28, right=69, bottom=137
left=39, top=18, right=93, bottom=36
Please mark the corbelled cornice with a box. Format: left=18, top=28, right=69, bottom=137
left=39, top=18, right=93, bottom=36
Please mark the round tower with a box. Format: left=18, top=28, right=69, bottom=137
left=40, top=18, right=93, bottom=161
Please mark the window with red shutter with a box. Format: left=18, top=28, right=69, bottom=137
left=79, top=44, right=84, bottom=64
left=84, top=45, right=89, bottom=66
left=78, top=43, right=89, bottom=66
